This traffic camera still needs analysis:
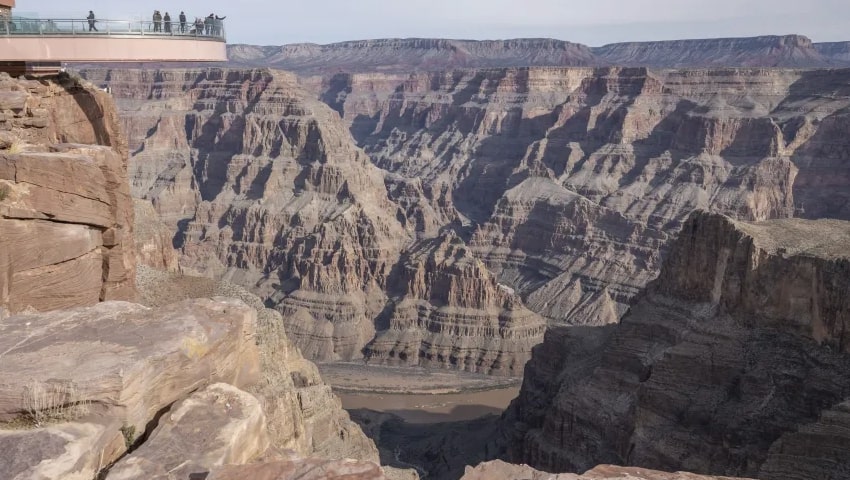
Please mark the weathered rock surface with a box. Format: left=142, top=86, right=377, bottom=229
left=207, top=457, right=388, bottom=480
left=365, top=233, right=546, bottom=375
left=107, top=383, right=270, bottom=480
left=134, top=266, right=381, bottom=464
left=0, top=419, right=125, bottom=480
left=0, top=73, right=136, bottom=313
left=133, top=199, right=179, bottom=271
left=0, top=298, right=259, bottom=428
left=504, top=211, right=850, bottom=479
left=0, top=297, right=259, bottom=479
left=462, top=460, right=749, bottom=480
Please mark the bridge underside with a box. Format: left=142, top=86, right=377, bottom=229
left=1, top=35, right=226, bottom=75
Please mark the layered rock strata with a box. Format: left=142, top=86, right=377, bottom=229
left=0, top=72, right=135, bottom=312
left=365, top=233, right=546, bottom=375
left=80, top=67, right=413, bottom=362
left=505, top=211, right=850, bottom=479
left=322, top=66, right=830, bottom=325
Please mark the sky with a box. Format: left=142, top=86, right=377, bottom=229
left=19, top=0, right=850, bottom=46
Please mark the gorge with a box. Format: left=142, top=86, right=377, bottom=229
left=2, top=29, right=849, bottom=480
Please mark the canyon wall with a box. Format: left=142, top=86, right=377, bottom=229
left=317, top=66, right=849, bottom=326
left=80, top=67, right=542, bottom=374
left=504, top=211, right=850, bottom=479
left=0, top=72, right=135, bottom=313
left=78, top=65, right=850, bottom=372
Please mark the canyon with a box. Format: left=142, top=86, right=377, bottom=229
left=3, top=27, right=850, bottom=480
left=79, top=63, right=850, bottom=374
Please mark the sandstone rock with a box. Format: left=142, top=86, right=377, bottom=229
left=106, top=383, right=270, bottom=480
left=0, top=419, right=125, bottom=480
left=505, top=212, right=850, bottom=478
left=0, top=74, right=135, bottom=313
left=133, top=199, right=179, bottom=271
left=133, top=266, right=380, bottom=464
left=207, top=457, right=387, bottom=480
left=0, top=298, right=259, bottom=432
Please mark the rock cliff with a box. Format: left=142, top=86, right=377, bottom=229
left=77, top=65, right=850, bottom=371
left=324, top=66, right=838, bottom=325
left=0, top=72, right=136, bottom=313
left=364, top=233, right=546, bottom=375
left=504, top=211, right=850, bottom=479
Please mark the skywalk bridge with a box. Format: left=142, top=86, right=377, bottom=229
left=0, top=3, right=227, bottom=75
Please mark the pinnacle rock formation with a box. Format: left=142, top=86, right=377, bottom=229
left=0, top=73, right=135, bottom=313
left=504, top=211, right=850, bottom=479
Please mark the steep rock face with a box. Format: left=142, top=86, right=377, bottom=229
left=365, top=233, right=546, bottom=375
left=0, top=73, right=135, bottom=312
left=323, top=67, right=829, bottom=324
left=80, top=68, right=414, bottom=362
left=592, top=35, right=829, bottom=68
left=228, top=38, right=597, bottom=74
left=133, top=199, right=179, bottom=271
left=505, top=212, right=850, bottom=479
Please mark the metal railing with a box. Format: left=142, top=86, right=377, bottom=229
left=0, top=17, right=226, bottom=41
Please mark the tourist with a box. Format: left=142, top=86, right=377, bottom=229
left=204, top=13, right=213, bottom=35
left=179, top=11, right=186, bottom=33
left=152, top=10, right=162, bottom=32
left=193, top=17, right=203, bottom=35
left=87, top=10, right=97, bottom=32
left=214, top=14, right=226, bottom=37
left=163, top=12, right=171, bottom=33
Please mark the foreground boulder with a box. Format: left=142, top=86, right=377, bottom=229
left=0, top=298, right=259, bottom=479
left=107, top=383, right=270, bottom=480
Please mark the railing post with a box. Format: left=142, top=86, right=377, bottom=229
left=71, top=19, right=75, bottom=35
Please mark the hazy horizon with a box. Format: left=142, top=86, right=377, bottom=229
left=21, top=0, right=850, bottom=46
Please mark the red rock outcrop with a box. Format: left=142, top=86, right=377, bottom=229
left=504, top=211, right=850, bottom=479
left=0, top=73, right=136, bottom=313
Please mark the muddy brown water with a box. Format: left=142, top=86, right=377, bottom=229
left=337, top=386, right=520, bottom=424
